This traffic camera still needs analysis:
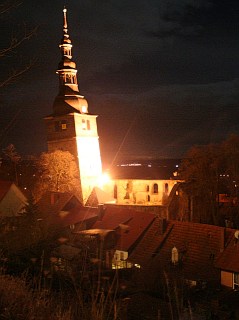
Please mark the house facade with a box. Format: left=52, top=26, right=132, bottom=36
left=215, top=230, right=239, bottom=289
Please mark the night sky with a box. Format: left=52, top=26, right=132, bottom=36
left=1, top=0, right=239, bottom=167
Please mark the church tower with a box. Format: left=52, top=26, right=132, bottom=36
left=44, top=8, right=102, bottom=203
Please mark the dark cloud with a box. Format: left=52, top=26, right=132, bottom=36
left=1, top=0, right=239, bottom=162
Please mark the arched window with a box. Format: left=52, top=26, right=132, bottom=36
left=165, top=183, right=169, bottom=195
left=147, top=195, right=150, bottom=202
left=153, top=183, right=158, bottom=194
left=113, top=185, right=117, bottom=199
left=146, top=185, right=149, bottom=192
left=66, top=74, right=71, bottom=83
left=124, top=192, right=130, bottom=200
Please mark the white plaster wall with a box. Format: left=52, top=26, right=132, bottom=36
left=103, top=179, right=179, bottom=205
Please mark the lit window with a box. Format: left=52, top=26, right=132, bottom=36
left=61, top=121, right=67, bottom=130
left=55, top=120, right=67, bottom=131
left=120, top=252, right=125, bottom=260
left=82, top=106, right=87, bottom=113
left=172, top=246, right=179, bottom=265
left=234, top=273, right=239, bottom=289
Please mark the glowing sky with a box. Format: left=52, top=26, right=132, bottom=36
left=1, top=0, right=239, bottom=165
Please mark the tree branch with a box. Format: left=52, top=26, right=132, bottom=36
left=0, top=25, right=38, bottom=58
left=0, top=59, right=36, bottom=88
left=0, top=0, right=21, bottom=15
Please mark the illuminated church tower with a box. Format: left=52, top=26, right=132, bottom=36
left=44, top=8, right=102, bottom=202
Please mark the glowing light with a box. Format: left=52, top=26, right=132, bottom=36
left=82, top=105, right=87, bottom=113
left=98, top=172, right=111, bottom=187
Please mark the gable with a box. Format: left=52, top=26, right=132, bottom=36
left=0, top=181, right=27, bottom=217
left=0, top=181, right=12, bottom=202
left=92, top=206, right=155, bottom=252
left=37, top=192, right=82, bottom=216
left=215, top=230, right=239, bottom=273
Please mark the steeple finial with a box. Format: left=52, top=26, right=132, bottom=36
left=53, top=6, right=89, bottom=115
left=63, top=7, right=68, bottom=34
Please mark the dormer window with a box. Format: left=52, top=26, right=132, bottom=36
left=82, top=105, right=87, bottom=113
left=171, top=246, right=179, bottom=265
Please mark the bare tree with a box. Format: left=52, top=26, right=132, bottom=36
left=180, top=135, right=239, bottom=226
left=34, top=150, right=81, bottom=200
left=0, top=0, right=37, bottom=88
left=0, top=1, right=38, bottom=149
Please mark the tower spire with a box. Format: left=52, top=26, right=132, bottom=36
left=63, top=7, right=68, bottom=34
left=53, top=7, right=88, bottom=115
left=45, top=7, right=102, bottom=204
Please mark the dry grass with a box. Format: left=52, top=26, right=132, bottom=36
left=0, top=274, right=71, bottom=319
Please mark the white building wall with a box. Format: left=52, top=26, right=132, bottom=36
left=103, top=179, right=179, bottom=205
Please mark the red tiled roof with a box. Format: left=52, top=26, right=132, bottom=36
left=92, top=206, right=155, bottom=252
left=152, top=221, right=224, bottom=282
left=93, top=207, right=133, bottom=230
left=129, top=217, right=170, bottom=265
left=109, top=159, right=180, bottom=180
left=0, top=180, right=12, bottom=202
left=58, top=206, right=98, bottom=226
left=110, top=165, right=178, bottom=180
left=215, top=230, right=239, bottom=272
left=130, top=220, right=232, bottom=284
left=86, top=187, right=115, bottom=206
left=37, top=192, right=81, bottom=216
left=36, top=192, right=99, bottom=229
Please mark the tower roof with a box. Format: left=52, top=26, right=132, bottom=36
left=52, top=7, right=88, bottom=116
